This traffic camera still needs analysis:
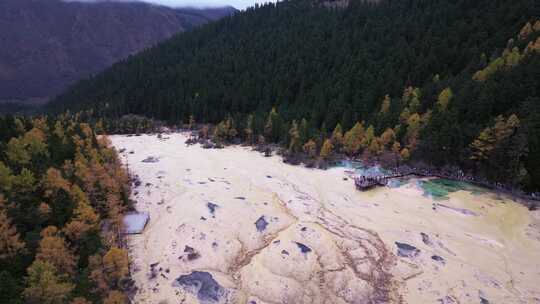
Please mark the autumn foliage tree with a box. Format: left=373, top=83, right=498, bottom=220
left=0, top=198, right=25, bottom=259
left=303, top=139, right=317, bottom=158
left=288, top=120, right=302, bottom=154
left=470, top=114, right=527, bottom=184
left=343, top=122, right=365, bottom=156
left=23, top=261, right=74, bottom=304
left=63, top=187, right=99, bottom=243
left=213, top=116, right=237, bottom=143
left=70, top=297, right=92, bottom=304
left=0, top=115, right=132, bottom=302
left=103, top=290, right=128, bottom=304
left=320, top=139, right=334, bottom=160
left=89, top=247, right=129, bottom=296
left=35, top=226, right=77, bottom=275
left=330, top=123, right=343, bottom=149
left=244, top=114, right=254, bottom=144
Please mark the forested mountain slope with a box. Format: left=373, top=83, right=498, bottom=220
left=0, top=0, right=236, bottom=104
left=48, top=0, right=540, bottom=191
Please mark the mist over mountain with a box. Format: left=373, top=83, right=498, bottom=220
left=0, top=0, right=236, bottom=104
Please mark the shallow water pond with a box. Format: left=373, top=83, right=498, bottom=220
left=333, top=159, right=390, bottom=177
left=420, top=178, right=486, bottom=200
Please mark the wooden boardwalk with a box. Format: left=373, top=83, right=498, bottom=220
left=354, top=165, right=492, bottom=191
left=354, top=167, right=423, bottom=191
left=352, top=166, right=539, bottom=209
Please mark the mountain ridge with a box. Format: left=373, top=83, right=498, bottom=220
left=0, top=0, right=236, bottom=104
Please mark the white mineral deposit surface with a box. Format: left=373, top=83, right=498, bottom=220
left=110, top=133, right=540, bottom=304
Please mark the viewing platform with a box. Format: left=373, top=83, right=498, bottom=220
left=354, top=176, right=388, bottom=191
left=353, top=167, right=420, bottom=191
left=353, top=167, right=434, bottom=191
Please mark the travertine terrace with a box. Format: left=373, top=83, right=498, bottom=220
left=111, top=133, right=540, bottom=304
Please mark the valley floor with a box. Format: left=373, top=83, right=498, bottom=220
left=110, top=133, right=540, bottom=304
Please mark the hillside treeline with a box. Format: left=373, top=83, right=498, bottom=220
left=0, top=115, right=132, bottom=303
left=48, top=0, right=540, bottom=191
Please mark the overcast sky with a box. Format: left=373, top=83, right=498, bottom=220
left=66, top=0, right=278, bottom=10
left=149, top=0, right=277, bottom=9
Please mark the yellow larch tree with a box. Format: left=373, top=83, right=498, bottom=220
left=330, top=123, right=344, bottom=147
left=104, top=290, right=128, bottom=304
left=288, top=120, right=302, bottom=153
left=71, top=297, right=92, bottom=304
left=35, top=226, right=77, bottom=275
left=303, top=139, right=317, bottom=158
left=436, top=87, right=453, bottom=111
left=343, top=122, right=365, bottom=156
left=23, top=261, right=74, bottom=304
left=320, top=139, right=334, bottom=160
left=379, top=94, right=391, bottom=114
left=0, top=197, right=25, bottom=259
left=63, top=186, right=99, bottom=242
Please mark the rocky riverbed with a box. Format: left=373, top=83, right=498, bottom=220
left=111, top=133, right=540, bottom=304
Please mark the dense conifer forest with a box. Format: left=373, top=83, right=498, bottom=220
left=48, top=0, right=540, bottom=191
left=0, top=115, right=132, bottom=303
